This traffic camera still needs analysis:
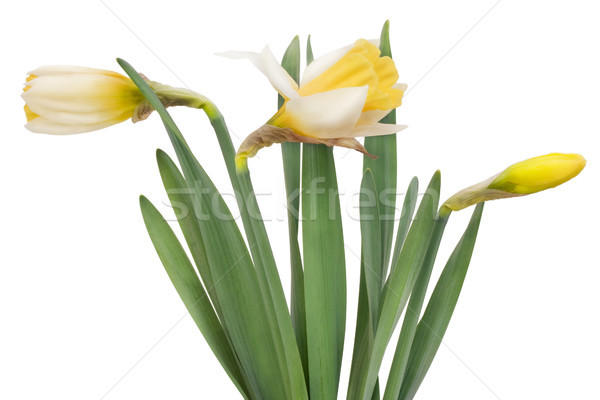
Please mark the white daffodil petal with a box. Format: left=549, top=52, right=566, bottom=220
left=285, top=86, right=368, bottom=139
left=349, top=123, right=408, bottom=138
left=356, top=109, right=391, bottom=126
left=23, top=75, right=138, bottom=124
left=29, top=65, right=126, bottom=78
left=24, top=95, right=133, bottom=125
left=25, top=74, right=132, bottom=98
left=25, top=116, right=127, bottom=135
left=218, top=47, right=298, bottom=99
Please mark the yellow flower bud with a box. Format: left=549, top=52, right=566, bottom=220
left=442, top=153, right=586, bottom=211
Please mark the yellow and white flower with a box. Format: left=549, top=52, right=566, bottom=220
left=442, top=153, right=587, bottom=211
left=22, top=66, right=146, bottom=135
left=221, top=39, right=407, bottom=165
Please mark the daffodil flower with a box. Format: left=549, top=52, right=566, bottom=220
left=442, top=153, right=586, bottom=211
left=22, top=66, right=207, bottom=135
left=221, top=39, right=407, bottom=166
left=22, top=66, right=150, bottom=134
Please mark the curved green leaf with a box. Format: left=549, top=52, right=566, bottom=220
left=350, top=171, right=440, bottom=400
left=119, top=59, right=298, bottom=399
left=383, top=212, right=449, bottom=400
left=399, top=203, right=484, bottom=400
left=139, top=196, right=249, bottom=399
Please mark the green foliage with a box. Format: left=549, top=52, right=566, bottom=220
left=399, top=204, right=484, bottom=400
left=122, top=20, right=487, bottom=400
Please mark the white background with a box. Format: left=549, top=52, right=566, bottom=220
left=1, top=0, right=599, bottom=399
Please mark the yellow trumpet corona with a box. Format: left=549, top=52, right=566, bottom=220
left=443, top=153, right=586, bottom=211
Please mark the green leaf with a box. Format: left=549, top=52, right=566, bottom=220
left=350, top=171, right=440, bottom=400
left=364, top=19, right=398, bottom=273
left=389, top=177, right=419, bottom=278
left=194, top=58, right=310, bottom=399
left=349, top=169, right=383, bottom=400
left=280, top=36, right=301, bottom=105
left=302, top=143, right=346, bottom=400
left=279, top=35, right=308, bottom=385
left=383, top=211, right=449, bottom=400
left=139, top=196, right=250, bottom=399
left=301, top=38, right=346, bottom=399
left=306, top=35, right=314, bottom=65
left=399, top=203, right=484, bottom=400
left=155, top=149, right=221, bottom=315
left=360, top=169, right=384, bottom=330
left=119, top=59, right=303, bottom=399
left=349, top=262, right=377, bottom=399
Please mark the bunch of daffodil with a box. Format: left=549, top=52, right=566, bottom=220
left=22, top=21, right=586, bottom=400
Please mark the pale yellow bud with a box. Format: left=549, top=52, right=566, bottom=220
left=22, top=66, right=146, bottom=135
left=22, top=65, right=207, bottom=135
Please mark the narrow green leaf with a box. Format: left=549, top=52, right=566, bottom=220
left=182, top=68, right=308, bottom=400
left=399, top=203, right=484, bottom=400
left=279, top=35, right=308, bottom=384
left=364, top=19, right=398, bottom=273
left=348, top=262, right=376, bottom=399
left=139, top=196, right=250, bottom=399
left=119, top=59, right=298, bottom=399
left=383, top=211, right=449, bottom=400
left=349, top=169, right=383, bottom=400
left=302, top=143, right=346, bottom=399
left=301, top=39, right=345, bottom=399
left=280, top=36, right=301, bottom=103
left=188, top=60, right=310, bottom=399
left=360, top=169, right=383, bottom=329
left=350, top=171, right=440, bottom=400
left=389, top=177, right=419, bottom=278
left=155, top=149, right=221, bottom=315
left=119, top=59, right=307, bottom=399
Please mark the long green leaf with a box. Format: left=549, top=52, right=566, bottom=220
left=279, top=35, right=308, bottom=384
left=350, top=171, right=440, bottom=400
left=383, top=211, right=449, bottom=400
left=399, top=203, right=484, bottom=400
left=348, top=264, right=377, bottom=399
left=122, top=56, right=308, bottom=398
left=198, top=69, right=310, bottom=400
left=389, top=177, right=419, bottom=278
left=155, top=149, right=221, bottom=316
left=302, top=143, right=346, bottom=400
left=364, top=20, right=398, bottom=273
left=348, top=169, right=383, bottom=400
left=119, top=59, right=296, bottom=399
left=139, top=196, right=250, bottom=399
left=354, top=27, right=402, bottom=398
left=360, top=169, right=383, bottom=330
left=301, top=37, right=346, bottom=399
left=202, top=79, right=309, bottom=400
